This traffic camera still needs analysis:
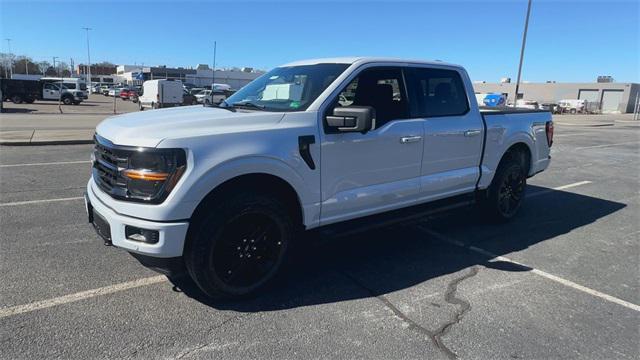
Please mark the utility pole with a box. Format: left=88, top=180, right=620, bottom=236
left=5, top=38, right=12, bottom=78
left=513, top=0, right=532, bottom=107
left=82, top=27, right=92, bottom=92
left=212, top=41, right=217, bottom=89
left=53, top=56, right=59, bottom=76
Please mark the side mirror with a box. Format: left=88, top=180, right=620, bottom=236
left=326, top=106, right=375, bottom=133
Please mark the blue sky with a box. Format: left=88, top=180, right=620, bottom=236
left=1, top=0, right=638, bottom=82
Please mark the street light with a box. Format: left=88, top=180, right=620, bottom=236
left=513, top=0, right=533, bottom=107
left=53, top=56, right=59, bottom=76
left=212, top=41, right=217, bottom=89
left=5, top=38, right=12, bottom=78
left=82, top=27, right=92, bottom=92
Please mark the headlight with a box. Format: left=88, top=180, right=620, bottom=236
left=121, top=149, right=187, bottom=202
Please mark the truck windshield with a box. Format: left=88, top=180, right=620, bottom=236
left=223, top=63, right=349, bottom=112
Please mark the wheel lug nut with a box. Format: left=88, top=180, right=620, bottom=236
left=247, top=254, right=251, bottom=258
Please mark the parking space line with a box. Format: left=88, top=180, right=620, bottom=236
left=574, top=141, right=638, bottom=150
left=0, top=160, right=91, bottom=168
left=527, top=181, right=592, bottom=198
left=0, top=275, right=167, bottom=319
left=418, top=227, right=640, bottom=312
left=0, top=197, right=84, bottom=207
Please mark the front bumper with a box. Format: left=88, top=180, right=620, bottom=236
left=85, top=182, right=189, bottom=258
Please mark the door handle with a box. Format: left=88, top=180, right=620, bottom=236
left=464, top=130, right=482, bottom=137
left=400, top=135, right=422, bottom=144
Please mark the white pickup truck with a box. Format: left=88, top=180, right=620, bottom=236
left=86, top=57, right=553, bottom=299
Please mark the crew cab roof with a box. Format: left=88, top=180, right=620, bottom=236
left=280, top=57, right=461, bottom=69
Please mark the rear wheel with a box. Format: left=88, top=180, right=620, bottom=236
left=479, top=152, right=527, bottom=222
left=139, top=102, right=144, bottom=111
left=185, top=193, right=294, bottom=299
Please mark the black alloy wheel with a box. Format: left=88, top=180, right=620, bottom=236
left=211, top=212, right=284, bottom=288
left=496, top=167, right=525, bottom=218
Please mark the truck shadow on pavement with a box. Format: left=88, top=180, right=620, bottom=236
left=169, top=185, right=625, bottom=311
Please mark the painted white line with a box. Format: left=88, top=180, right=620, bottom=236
left=553, top=122, right=614, bottom=127
left=0, top=197, right=84, bottom=207
left=0, top=160, right=91, bottom=168
left=527, top=181, right=592, bottom=198
left=574, top=141, right=638, bottom=150
left=554, top=133, right=589, bottom=137
left=419, top=227, right=640, bottom=313
left=0, top=275, right=167, bottom=319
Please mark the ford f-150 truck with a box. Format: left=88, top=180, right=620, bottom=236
left=85, top=57, right=553, bottom=299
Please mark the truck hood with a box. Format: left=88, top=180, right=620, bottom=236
left=95, top=106, right=285, bottom=147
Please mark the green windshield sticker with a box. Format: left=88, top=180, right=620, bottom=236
left=290, top=101, right=301, bottom=108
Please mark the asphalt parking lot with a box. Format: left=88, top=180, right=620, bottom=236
left=0, top=117, right=638, bottom=359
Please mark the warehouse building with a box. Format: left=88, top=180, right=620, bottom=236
left=473, top=81, right=640, bottom=113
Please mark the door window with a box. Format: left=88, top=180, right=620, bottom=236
left=333, top=67, right=408, bottom=128
left=406, top=67, right=469, bottom=118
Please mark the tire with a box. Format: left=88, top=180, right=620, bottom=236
left=570, top=108, right=577, bottom=114
left=185, top=193, right=295, bottom=299
left=11, top=95, right=23, bottom=104
left=139, top=102, right=144, bottom=111
left=479, top=151, right=527, bottom=222
left=25, top=98, right=35, bottom=104
left=62, top=96, right=73, bottom=105
left=152, top=102, right=159, bottom=109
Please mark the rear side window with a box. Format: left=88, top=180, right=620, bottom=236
left=406, top=67, right=469, bottom=118
left=64, top=83, right=76, bottom=89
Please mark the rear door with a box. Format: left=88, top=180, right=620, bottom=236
left=319, top=66, right=424, bottom=224
left=404, top=66, right=484, bottom=199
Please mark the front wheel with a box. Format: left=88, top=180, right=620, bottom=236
left=11, top=95, right=23, bottom=104
left=479, top=153, right=527, bottom=222
left=185, top=193, right=294, bottom=299
left=62, top=96, right=73, bottom=105
left=139, top=102, right=144, bottom=111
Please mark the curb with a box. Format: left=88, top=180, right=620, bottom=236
left=0, top=139, right=94, bottom=146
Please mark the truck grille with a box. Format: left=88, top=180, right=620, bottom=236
left=92, top=136, right=129, bottom=197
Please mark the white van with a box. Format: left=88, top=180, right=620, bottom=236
left=138, top=79, right=183, bottom=110
left=41, top=77, right=88, bottom=99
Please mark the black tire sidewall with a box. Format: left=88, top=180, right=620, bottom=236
left=185, top=194, right=294, bottom=299
left=484, top=156, right=526, bottom=221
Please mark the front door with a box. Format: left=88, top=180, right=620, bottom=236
left=43, top=83, right=60, bottom=100
left=319, top=67, right=424, bottom=224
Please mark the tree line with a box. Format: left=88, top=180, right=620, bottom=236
left=0, top=53, right=115, bottom=78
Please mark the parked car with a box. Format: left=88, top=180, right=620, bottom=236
left=482, top=93, right=507, bottom=107
left=108, top=87, right=128, bottom=97
left=189, top=87, right=204, bottom=95
left=137, top=79, right=183, bottom=110
left=86, top=57, right=553, bottom=299
left=100, top=85, right=113, bottom=96
left=194, top=89, right=226, bottom=105
left=558, top=99, right=586, bottom=114
left=183, top=89, right=198, bottom=105
left=539, top=103, right=559, bottom=113
left=120, top=89, right=137, bottom=100
left=515, top=100, right=539, bottom=110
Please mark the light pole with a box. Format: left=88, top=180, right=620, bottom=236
left=53, top=56, right=59, bottom=76
left=513, top=0, right=532, bottom=107
left=5, top=38, right=12, bottom=78
left=212, top=41, right=217, bottom=89
left=82, top=27, right=92, bottom=92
